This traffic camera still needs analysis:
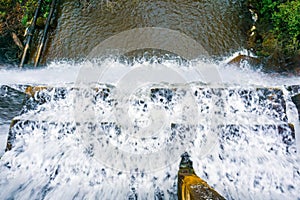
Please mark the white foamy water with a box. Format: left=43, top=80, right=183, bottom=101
left=0, top=52, right=299, bottom=86
left=0, top=56, right=299, bottom=199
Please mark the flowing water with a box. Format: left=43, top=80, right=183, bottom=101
left=0, top=0, right=300, bottom=199
left=42, top=0, right=250, bottom=62
left=0, top=56, right=299, bottom=199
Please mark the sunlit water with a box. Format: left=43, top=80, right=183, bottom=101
left=0, top=54, right=299, bottom=199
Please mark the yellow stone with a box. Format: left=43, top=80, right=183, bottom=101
left=178, top=153, right=225, bottom=200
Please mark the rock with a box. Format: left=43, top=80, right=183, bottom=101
left=291, top=94, right=300, bottom=121
left=291, top=54, right=300, bottom=75
left=286, top=85, right=300, bottom=96
left=227, top=54, right=261, bottom=67
left=5, top=119, right=20, bottom=151
left=178, top=153, right=225, bottom=200
left=25, top=86, right=49, bottom=97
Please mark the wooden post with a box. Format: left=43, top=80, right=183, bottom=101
left=34, top=0, right=57, bottom=67
left=19, top=0, right=43, bottom=68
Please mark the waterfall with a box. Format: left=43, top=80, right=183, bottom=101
left=0, top=55, right=299, bottom=199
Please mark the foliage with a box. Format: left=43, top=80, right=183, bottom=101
left=272, top=1, right=300, bottom=54
left=0, top=0, right=12, bottom=9
left=19, top=0, right=37, bottom=25
left=0, top=0, right=12, bottom=20
left=18, top=0, right=51, bottom=26
left=249, top=0, right=300, bottom=57
left=0, top=0, right=51, bottom=25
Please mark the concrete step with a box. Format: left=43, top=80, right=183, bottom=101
left=6, top=119, right=295, bottom=152
left=2, top=84, right=298, bottom=153
left=19, top=85, right=291, bottom=122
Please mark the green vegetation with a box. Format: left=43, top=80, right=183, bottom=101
left=0, top=0, right=53, bottom=64
left=18, top=0, right=51, bottom=26
left=0, top=0, right=12, bottom=21
left=272, top=1, right=300, bottom=54
left=0, top=0, right=51, bottom=26
left=248, top=0, right=300, bottom=65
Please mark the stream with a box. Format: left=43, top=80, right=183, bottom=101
left=0, top=0, right=299, bottom=199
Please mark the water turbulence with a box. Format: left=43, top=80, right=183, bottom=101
left=0, top=56, right=299, bottom=199
left=0, top=0, right=300, bottom=198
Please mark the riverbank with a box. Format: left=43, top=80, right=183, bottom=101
left=246, top=0, right=300, bottom=74
left=0, top=0, right=52, bottom=65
